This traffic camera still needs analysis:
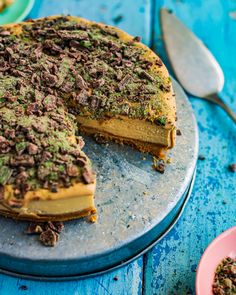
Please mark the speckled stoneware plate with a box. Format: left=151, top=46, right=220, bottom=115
left=0, top=79, right=198, bottom=280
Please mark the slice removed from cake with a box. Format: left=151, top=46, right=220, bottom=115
left=0, top=16, right=176, bottom=221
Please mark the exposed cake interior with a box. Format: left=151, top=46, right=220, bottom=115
left=77, top=116, right=175, bottom=156
left=0, top=182, right=96, bottom=221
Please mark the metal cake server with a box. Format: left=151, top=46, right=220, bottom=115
left=160, top=8, right=236, bottom=124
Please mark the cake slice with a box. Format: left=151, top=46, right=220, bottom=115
left=0, top=16, right=176, bottom=221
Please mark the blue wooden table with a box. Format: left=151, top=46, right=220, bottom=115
left=0, top=1, right=235, bottom=294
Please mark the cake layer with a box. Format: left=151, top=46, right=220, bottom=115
left=0, top=200, right=96, bottom=222
left=0, top=182, right=96, bottom=221
left=77, top=116, right=175, bottom=156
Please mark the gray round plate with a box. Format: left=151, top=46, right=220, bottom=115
left=0, top=80, right=198, bottom=279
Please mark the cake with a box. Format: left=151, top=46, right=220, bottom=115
left=0, top=16, right=176, bottom=221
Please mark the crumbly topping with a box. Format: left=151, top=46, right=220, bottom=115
left=213, top=257, right=236, bottom=294
left=26, top=221, right=64, bottom=247
left=0, top=104, right=94, bottom=203
left=0, top=16, right=171, bottom=204
left=152, top=158, right=166, bottom=174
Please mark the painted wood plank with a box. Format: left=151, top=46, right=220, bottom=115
left=144, top=0, right=236, bottom=294
left=29, top=0, right=152, bottom=46
left=0, top=0, right=153, bottom=294
left=0, top=257, right=143, bottom=295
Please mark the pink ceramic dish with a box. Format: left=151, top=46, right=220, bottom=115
left=196, top=226, right=236, bottom=295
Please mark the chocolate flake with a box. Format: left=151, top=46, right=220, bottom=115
left=82, top=168, right=94, bottom=184
left=32, top=123, right=46, bottom=133
left=26, top=102, right=42, bottom=115
left=10, top=155, right=35, bottom=167
left=133, top=36, right=141, bottom=42
left=75, top=89, right=89, bottom=105
left=139, top=70, right=155, bottom=82
left=160, top=83, right=171, bottom=92
left=76, top=137, right=85, bottom=149
left=39, top=229, right=59, bottom=247
left=0, top=185, right=5, bottom=200
left=176, top=129, right=182, bottom=136
left=26, top=222, right=44, bottom=234
left=0, top=136, right=11, bottom=153
left=43, top=95, right=57, bottom=111
left=118, top=74, right=131, bottom=91
left=66, top=164, right=79, bottom=177
left=75, top=74, right=87, bottom=89
left=92, top=78, right=105, bottom=88
left=43, top=40, right=62, bottom=54
left=155, top=58, right=163, bottom=67
left=43, top=72, right=58, bottom=87
left=228, top=163, right=236, bottom=172
left=153, top=159, right=166, bottom=174
left=31, top=73, right=41, bottom=85
left=28, top=143, right=38, bottom=155
left=94, top=134, right=108, bottom=144
left=45, top=221, right=64, bottom=233
left=26, top=221, right=64, bottom=247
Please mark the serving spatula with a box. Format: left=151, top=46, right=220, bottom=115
left=160, top=8, right=236, bottom=124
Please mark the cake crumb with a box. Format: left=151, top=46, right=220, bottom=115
left=228, top=163, right=236, bottom=172
left=25, top=221, right=64, bottom=247
left=167, top=158, right=172, bottom=164
left=198, top=155, right=206, bottom=161
left=88, top=214, right=97, bottom=223
left=176, top=129, right=182, bottom=136
left=39, top=229, right=59, bottom=247
left=26, top=222, right=44, bottom=234
left=153, top=157, right=166, bottom=174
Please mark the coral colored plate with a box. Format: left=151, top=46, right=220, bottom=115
left=0, top=0, right=35, bottom=25
left=196, top=226, right=236, bottom=295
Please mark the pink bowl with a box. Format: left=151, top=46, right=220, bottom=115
left=196, top=226, right=236, bottom=295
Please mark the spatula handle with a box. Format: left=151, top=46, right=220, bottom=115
left=205, top=93, right=236, bottom=124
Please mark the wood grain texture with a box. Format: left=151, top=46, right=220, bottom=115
left=144, top=0, right=236, bottom=294
left=0, top=0, right=151, bottom=294
left=29, top=0, right=152, bottom=46
left=0, top=258, right=143, bottom=295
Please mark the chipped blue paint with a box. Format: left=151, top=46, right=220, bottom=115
left=29, top=0, right=152, bottom=46
left=144, top=1, right=236, bottom=292
left=0, top=0, right=235, bottom=294
left=145, top=0, right=236, bottom=295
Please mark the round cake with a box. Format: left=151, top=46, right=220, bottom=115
left=0, top=16, right=176, bottom=221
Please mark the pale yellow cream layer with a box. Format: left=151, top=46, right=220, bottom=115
left=0, top=181, right=96, bottom=218
left=0, top=194, right=95, bottom=217
left=77, top=116, right=174, bottom=147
